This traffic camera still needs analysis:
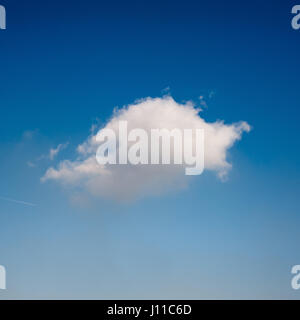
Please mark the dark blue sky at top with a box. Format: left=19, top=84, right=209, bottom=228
left=0, top=0, right=300, bottom=298
left=1, top=0, right=299, bottom=141
left=0, top=0, right=298, bottom=175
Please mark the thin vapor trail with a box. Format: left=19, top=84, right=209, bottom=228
left=0, top=196, right=37, bottom=207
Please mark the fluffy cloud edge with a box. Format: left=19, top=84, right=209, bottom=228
left=41, top=96, right=250, bottom=200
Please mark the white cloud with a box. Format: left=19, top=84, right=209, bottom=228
left=27, top=142, right=69, bottom=168
left=41, top=96, right=250, bottom=201
left=49, top=142, right=69, bottom=160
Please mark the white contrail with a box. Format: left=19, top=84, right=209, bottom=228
left=0, top=196, right=37, bottom=207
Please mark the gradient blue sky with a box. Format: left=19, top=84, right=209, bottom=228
left=0, top=0, right=300, bottom=299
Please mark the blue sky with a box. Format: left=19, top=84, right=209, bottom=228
left=0, top=0, right=300, bottom=299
